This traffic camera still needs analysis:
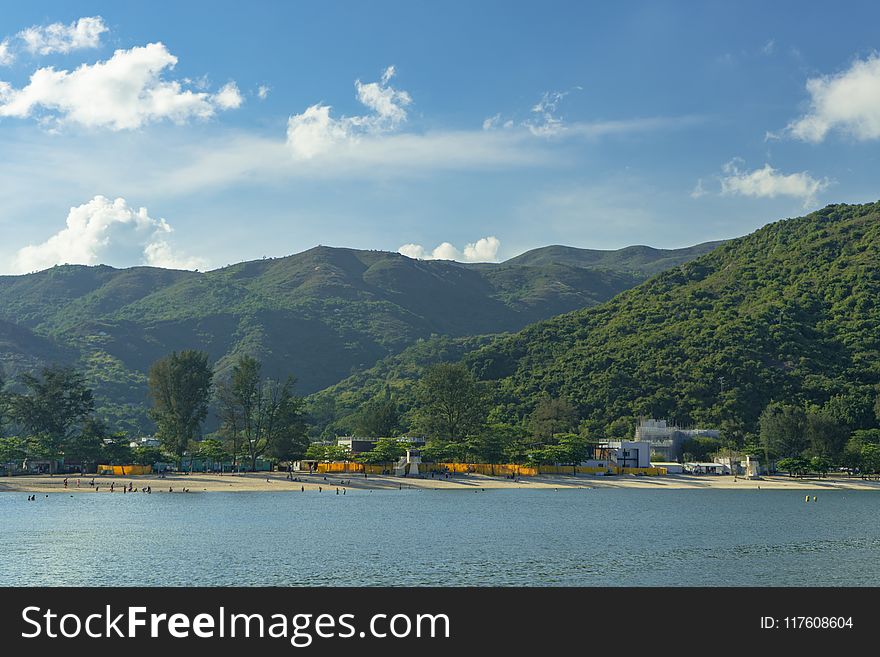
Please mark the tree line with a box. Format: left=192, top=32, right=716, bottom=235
left=0, top=351, right=308, bottom=472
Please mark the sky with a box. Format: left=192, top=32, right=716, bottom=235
left=1, top=1, right=879, bottom=273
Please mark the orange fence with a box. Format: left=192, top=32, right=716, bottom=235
left=97, top=464, right=153, bottom=476
left=312, top=461, right=666, bottom=477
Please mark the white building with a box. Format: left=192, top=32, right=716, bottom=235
left=607, top=441, right=652, bottom=468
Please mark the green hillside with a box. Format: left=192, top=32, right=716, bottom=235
left=504, top=241, right=724, bottom=276
left=0, top=242, right=715, bottom=431
left=316, top=203, right=880, bottom=441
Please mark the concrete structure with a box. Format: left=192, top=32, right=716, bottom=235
left=395, top=448, right=422, bottom=477
left=607, top=441, right=652, bottom=468
left=716, top=454, right=764, bottom=478
left=634, top=418, right=721, bottom=461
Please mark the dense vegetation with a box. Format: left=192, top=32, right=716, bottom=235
left=0, top=243, right=715, bottom=432
left=316, top=202, right=880, bottom=470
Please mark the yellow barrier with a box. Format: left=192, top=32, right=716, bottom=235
left=316, top=462, right=364, bottom=474
left=97, top=464, right=153, bottom=476
left=313, top=462, right=666, bottom=477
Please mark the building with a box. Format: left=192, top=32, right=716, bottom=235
left=634, top=418, right=720, bottom=461
left=336, top=435, right=426, bottom=454
left=607, top=441, right=652, bottom=468
left=129, top=437, right=161, bottom=449
left=684, top=462, right=728, bottom=475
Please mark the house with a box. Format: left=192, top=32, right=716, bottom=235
left=607, top=441, right=652, bottom=468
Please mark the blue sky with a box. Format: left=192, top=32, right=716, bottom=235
left=1, top=1, right=879, bottom=273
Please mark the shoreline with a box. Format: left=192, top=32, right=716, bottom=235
left=3, top=471, right=880, bottom=493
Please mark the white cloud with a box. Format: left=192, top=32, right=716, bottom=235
left=0, top=42, right=241, bottom=130
left=786, top=53, right=880, bottom=142
left=213, top=81, right=243, bottom=110
left=398, top=236, right=500, bottom=263
left=0, top=39, right=13, bottom=66
left=257, top=84, right=270, bottom=100
left=286, top=65, right=412, bottom=158
left=11, top=195, right=206, bottom=273
left=19, top=16, right=108, bottom=55
left=689, top=178, right=708, bottom=199
left=720, top=161, right=829, bottom=207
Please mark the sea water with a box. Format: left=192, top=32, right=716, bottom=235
left=1, top=488, right=878, bottom=586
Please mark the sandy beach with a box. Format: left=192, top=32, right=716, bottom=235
left=3, top=471, right=880, bottom=493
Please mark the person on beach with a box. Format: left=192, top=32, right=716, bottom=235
left=63, top=478, right=68, bottom=488
left=301, top=485, right=304, bottom=492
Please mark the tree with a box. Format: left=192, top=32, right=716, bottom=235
left=215, top=374, right=244, bottom=470
left=0, top=373, right=7, bottom=437
left=197, top=438, right=229, bottom=471
left=805, top=409, right=848, bottom=459
left=101, top=436, right=133, bottom=466
left=148, top=351, right=213, bottom=467
left=132, top=446, right=165, bottom=467
left=7, top=365, right=94, bottom=462
left=357, top=438, right=407, bottom=465
left=414, top=363, right=487, bottom=441
left=0, top=436, right=26, bottom=468
left=861, top=444, right=880, bottom=477
left=304, top=443, right=328, bottom=461
left=354, top=398, right=400, bottom=438
left=215, top=355, right=307, bottom=471
left=64, top=417, right=107, bottom=468
left=465, top=423, right=519, bottom=464
left=266, top=421, right=310, bottom=463
left=775, top=457, right=809, bottom=478
left=758, top=403, right=808, bottom=462
left=530, top=396, right=579, bottom=441
left=809, top=455, right=832, bottom=478
left=322, top=445, right=352, bottom=462
left=681, top=435, right=723, bottom=462
left=420, top=440, right=465, bottom=463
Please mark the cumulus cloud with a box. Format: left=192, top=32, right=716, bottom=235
left=213, top=81, right=243, bottom=110
left=0, top=42, right=241, bottom=130
left=257, top=84, right=270, bottom=100
left=19, top=16, right=108, bottom=55
left=12, top=195, right=206, bottom=273
left=398, top=236, right=501, bottom=263
left=720, top=160, right=829, bottom=207
left=286, top=65, right=412, bottom=158
left=786, top=53, right=880, bottom=142
left=0, top=40, right=13, bottom=66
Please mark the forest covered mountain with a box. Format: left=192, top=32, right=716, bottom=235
left=0, top=241, right=718, bottom=431
left=312, top=202, right=880, bottom=442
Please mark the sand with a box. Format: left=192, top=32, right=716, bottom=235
left=3, top=471, right=880, bottom=494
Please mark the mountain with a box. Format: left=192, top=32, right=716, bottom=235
left=315, top=203, right=880, bottom=439
left=0, top=241, right=719, bottom=431
left=504, top=241, right=725, bottom=276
